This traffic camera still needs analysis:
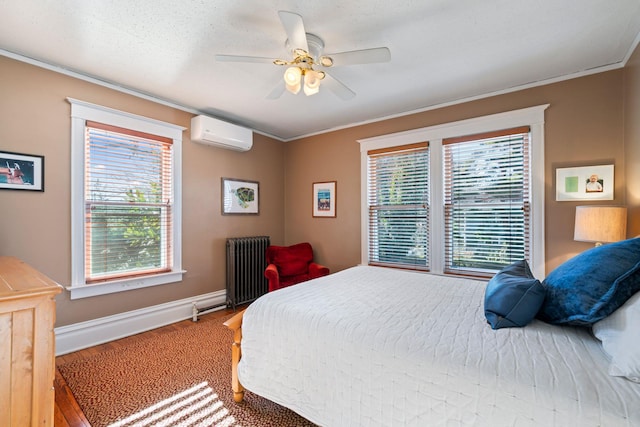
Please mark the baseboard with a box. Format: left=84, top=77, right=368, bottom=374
left=54, top=290, right=227, bottom=356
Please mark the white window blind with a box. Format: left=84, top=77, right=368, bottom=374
left=85, top=121, right=173, bottom=283
left=443, top=126, right=530, bottom=276
left=367, top=143, right=429, bottom=270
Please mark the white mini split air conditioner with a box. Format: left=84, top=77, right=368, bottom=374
left=190, top=115, right=253, bottom=152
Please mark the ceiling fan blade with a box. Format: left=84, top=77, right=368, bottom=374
left=324, top=47, right=391, bottom=67
left=322, top=73, right=356, bottom=100
left=266, top=80, right=285, bottom=100
left=278, top=11, right=308, bottom=53
left=215, top=54, right=274, bottom=64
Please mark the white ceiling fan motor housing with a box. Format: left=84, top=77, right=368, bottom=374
left=285, top=33, right=325, bottom=63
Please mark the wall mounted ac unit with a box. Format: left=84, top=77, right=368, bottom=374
left=190, top=115, right=253, bottom=152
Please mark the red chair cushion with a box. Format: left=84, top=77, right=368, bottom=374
left=266, top=243, right=313, bottom=277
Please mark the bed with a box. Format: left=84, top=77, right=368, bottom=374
left=224, top=261, right=640, bottom=426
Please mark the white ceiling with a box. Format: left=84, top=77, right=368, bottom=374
left=2, top=1, right=640, bottom=141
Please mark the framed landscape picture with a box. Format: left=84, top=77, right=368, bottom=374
left=312, top=181, right=336, bottom=218
left=0, top=150, right=44, bottom=191
left=222, top=178, right=259, bottom=214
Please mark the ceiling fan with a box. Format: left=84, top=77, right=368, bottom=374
left=216, top=11, right=391, bottom=100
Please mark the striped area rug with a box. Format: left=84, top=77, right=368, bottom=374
left=57, top=314, right=316, bottom=427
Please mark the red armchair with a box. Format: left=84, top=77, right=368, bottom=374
left=265, top=242, right=330, bottom=292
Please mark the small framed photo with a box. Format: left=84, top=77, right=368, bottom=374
left=222, top=178, right=259, bottom=214
left=0, top=151, right=44, bottom=191
left=312, top=181, right=336, bottom=218
left=556, top=164, right=614, bottom=201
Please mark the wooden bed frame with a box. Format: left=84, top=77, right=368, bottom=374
left=223, top=309, right=246, bottom=403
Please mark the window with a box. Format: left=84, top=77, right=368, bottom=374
left=85, top=122, right=173, bottom=282
left=68, top=98, right=185, bottom=299
left=359, top=105, right=547, bottom=278
left=367, top=143, right=430, bottom=270
left=443, top=127, right=530, bottom=276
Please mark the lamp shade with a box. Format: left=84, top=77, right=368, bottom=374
left=284, top=66, right=302, bottom=85
left=574, top=205, right=627, bottom=244
left=303, top=70, right=321, bottom=96
left=284, top=66, right=302, bottom=94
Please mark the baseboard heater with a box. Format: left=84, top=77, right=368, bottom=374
left=192, top=236, right=270, bottom=321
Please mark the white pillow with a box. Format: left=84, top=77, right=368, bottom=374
left=593, top=291, right=640, bottom=382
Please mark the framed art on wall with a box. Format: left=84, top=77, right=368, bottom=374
left=222, top=178, right=259, bottom=214
left=312, top=181, right=336, bottom=218
left=0, top=151, right=44, bottom=191
left=555, top=164, right=614, bottom=201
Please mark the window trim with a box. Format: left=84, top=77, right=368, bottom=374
left=68, top=98, right=186, bottom=299
left=359, top=105, right=549, bottom=279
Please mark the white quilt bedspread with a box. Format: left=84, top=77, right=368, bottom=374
left=238, top=266, right=640, bottom=426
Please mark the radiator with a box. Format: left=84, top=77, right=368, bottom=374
left=192, top=235, right=270, bottom=321
left=226, top=236, right=270, bottom=309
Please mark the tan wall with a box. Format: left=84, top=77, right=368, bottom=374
left=0, top=56, right=285, bottom=326
left=2, top=49, right=636, bottom=327
left=625, top=44, right=640, bottom=236
left=286, top=70, right=626, bottom=275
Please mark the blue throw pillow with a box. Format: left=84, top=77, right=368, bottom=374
left=484, top=259, right=545, bottom=330
left=537, top=238, right=640, bottom=325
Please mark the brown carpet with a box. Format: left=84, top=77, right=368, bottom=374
left=57, top=314, right=316, bottom=427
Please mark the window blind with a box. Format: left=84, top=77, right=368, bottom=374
left=367, top=143, right=429, bottom=270
left=443, top=127, right=530, bottom=276
left=84, top=121, right=173, bottom=282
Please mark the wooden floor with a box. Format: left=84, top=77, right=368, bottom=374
left=53, top=306, right=239, bottom=427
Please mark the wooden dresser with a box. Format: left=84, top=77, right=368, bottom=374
left=0, top=257, right=62, bottom=427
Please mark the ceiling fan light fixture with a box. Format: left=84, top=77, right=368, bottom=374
left=284, top=66, right=303, bottom=94
left=217, top=11, right=390, bottom=101
left=303, top=70, right=321, bottom=96
left=303, top=80, right=320, bottom=96
left=285, top=81, right=301, bottom=94
left=305, top=70, right=322, bottom=89
left=284, top=66, right=302, bottom=85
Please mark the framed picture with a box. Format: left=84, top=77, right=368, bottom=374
left=556, top=164, right=614, bottom=201
left=222, top=178, right=259, bottom=214
left=312, top=181, right=337, bottom=218
left=0, top=151, right=44, bottom=191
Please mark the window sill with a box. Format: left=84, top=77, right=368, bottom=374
left=66, top=270, right=186, bottom=300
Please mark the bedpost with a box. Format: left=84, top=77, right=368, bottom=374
left=223, top=309, right=246, bottom=403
